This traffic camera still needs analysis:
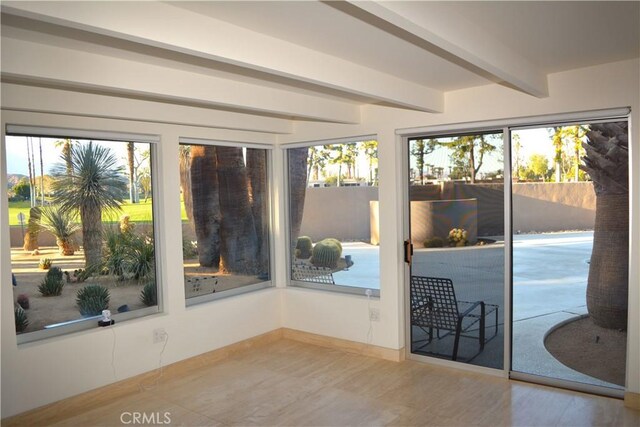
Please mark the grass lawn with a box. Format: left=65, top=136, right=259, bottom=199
left=8, top=199, right=189, bottom=225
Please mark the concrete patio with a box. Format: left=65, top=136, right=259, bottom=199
left=330, top=232, right=622, bottom=389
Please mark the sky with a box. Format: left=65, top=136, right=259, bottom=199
left=4, top=136, right=144, bottom=176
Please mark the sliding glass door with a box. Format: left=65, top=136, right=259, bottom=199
left=404, top=114, right=629, bottom=396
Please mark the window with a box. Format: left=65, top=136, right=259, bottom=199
left=286, top=139, right=380, bottom=296
left=179, top=140, right=272, bottom=304
left=5, top=130, right=159, bottom=342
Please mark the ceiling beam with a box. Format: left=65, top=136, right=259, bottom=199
left=1, top=1, right=444, bottom=113
left=345, top=1, right=549, bottom=98
left=1, top=37, right=360, bottom=124
left=1, top=83, right=293, bottom=135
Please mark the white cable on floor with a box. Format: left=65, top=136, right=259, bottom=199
left=140, top=332, right=169, bottom=391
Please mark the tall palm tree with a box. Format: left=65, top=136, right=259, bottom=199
left=190, top=145, right=221, bottom=268
left=216, top=147, right=259, bottom=274
left=52, top=142, right=127, bottom=267
left=127, top=142, right=138, bottom=203
left=580, top=122, right=628, bottom=329
left=179, top=145, right=194, bottom=228
left=54, top=138, right=74, bottom=176
left=288, top=147, right=308, bottom=254
left=246, top=148, right=269, bottom=276
left=360, top=140, right=378, bottom=185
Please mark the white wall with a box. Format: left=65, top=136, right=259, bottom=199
left=0, top=108, right=282, bottom=417
left=278, top=59, right=640, bottom=394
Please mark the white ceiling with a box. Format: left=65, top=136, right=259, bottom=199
left=172, top=1, right=640, bottom=87
left=1, top=1, right=639, bottom=124
left=171, top=1, right=488, bottom=91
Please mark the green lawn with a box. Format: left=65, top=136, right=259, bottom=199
left=8, top=199, right=189, bottom=226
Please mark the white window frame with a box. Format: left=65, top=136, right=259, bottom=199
left=4, top=125, right=163, bottom=345
left=283, top=135, right=381, bottom=297
left=179, top=137, right=275, bottom=307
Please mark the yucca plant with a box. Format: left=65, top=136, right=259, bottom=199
left=15, top=306, right=29, bottom=333
left=39, top=257, right=52, bottom=270
left=124, top=235, right=155, bottom=280
left=76, top=285, right=110, bottom=316
left=38, top=267, right=64, bottom=296
left=140, top=281, right=157, bottom=307
left=40, top=206, right=80, bottom=255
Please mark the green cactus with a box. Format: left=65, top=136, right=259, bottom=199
left=15, top=306, right=29, bottom=333
left=323, top=238, right=342, bottom=252
left=295, top=236, right=313, bottom=259
left=310, top=239, right=342, bottom=268
left=76, top=285, right=110, bottom=316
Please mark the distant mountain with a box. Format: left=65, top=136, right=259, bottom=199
left=7, top=174, right=27, bottom=189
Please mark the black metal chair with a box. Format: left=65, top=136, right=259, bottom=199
left=410, top=275, right=499, bottom=362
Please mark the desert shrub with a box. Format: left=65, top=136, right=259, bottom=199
left=119, top=214, right=135, bottom=234
left=295, top=236, right=313, bottom=259
left=448, top=228, right=469, bottom=247
left=310, top=238, right=342, bottom=269
left=102, top=227, right=155, bottom=281
left=182, top=237, right=198, bottom=258
left=38, top=267, right=64, bottom=296
left=39, top=257, right=52, bottom=270
left=125, top=235, right=155, bottom=280
left=17, top=294, right=30, bottom=310
left=103, top=226, right=129, bottom=278
left=15, top=306, right=29, bottom=333
left=424, top=237, right=444, bottom=248
left=140, top=281, right=157, bottom=307
left=76, top=285, right=110, bottom=316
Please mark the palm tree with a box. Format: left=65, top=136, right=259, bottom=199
left=40, top=206, right=80, bottom=255
left=54, top=138, right=74, bottom=176
left=360, top=140, right=378, bottom=185
left=216, top=147, right=259, bottom=274
left=179, top=145, right=194, bottom=228
left=580, top=122, right=628, bottom=329
left=127, top=142, right=137, bottom=203
left=246, top=148, right=269, bottom=276
left=190, top=145, right=221, bottom=268
left=289, top=147, right=309, bottom=254
left=52, top=142, right=127, bottom=267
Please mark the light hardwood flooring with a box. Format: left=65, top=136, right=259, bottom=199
left=8, top=339, right=640, bottom=426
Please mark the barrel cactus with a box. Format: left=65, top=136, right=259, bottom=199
left=310, top=238, right=342, bottom=269
left=295, top=236, right=313, bottom=259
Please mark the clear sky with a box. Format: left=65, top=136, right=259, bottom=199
left=4, top=136, right=136, bottom=176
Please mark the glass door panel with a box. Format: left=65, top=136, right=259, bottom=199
left=408, top=131, right=505, bottom=369
left=510, top=121, right=627, bottom=392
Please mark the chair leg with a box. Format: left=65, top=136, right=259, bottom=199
left=452, top=319, right=463, bottom=361
left=479, top=302, right=486, bottom=350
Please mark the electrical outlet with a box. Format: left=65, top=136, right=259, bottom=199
left=369, top=307, right=380, bottom=322
left=153, top=328, right=167, bottom=344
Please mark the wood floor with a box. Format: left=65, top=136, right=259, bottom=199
left=11, top=339, right=640, bottom=426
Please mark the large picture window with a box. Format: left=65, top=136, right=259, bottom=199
left=4, top=131, right=159, bottom=342
left=286, top=139, right=380, bottom=295
left=179, top=141, right=271, bottom=304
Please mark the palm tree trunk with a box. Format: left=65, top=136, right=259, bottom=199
left=246, top=149, right=269, bottom=276
left=39, top=138, right=45, bottom=206
left=81, top=203, right=102, bottom=266
left=22, top=207, right=41, bottom=251
left=190, top=145, right=221, bottom=268
left=586, top=194, right=628, bottom=329
left=127, top=142, right=137, bottom=203
left=289, top=147, right=308, bottom=254
left=26, top=137, right=34, bottom=207
left=179, top=147, right=194, bottom=229
left=216, top=147, right=259, bottom=275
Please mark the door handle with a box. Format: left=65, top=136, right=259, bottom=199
left=404, top=240, right=413, bottom=265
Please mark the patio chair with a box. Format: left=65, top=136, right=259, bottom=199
left=410, top=275, right=498, bottom=362
left=292, top=263, right=335, bottom=284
